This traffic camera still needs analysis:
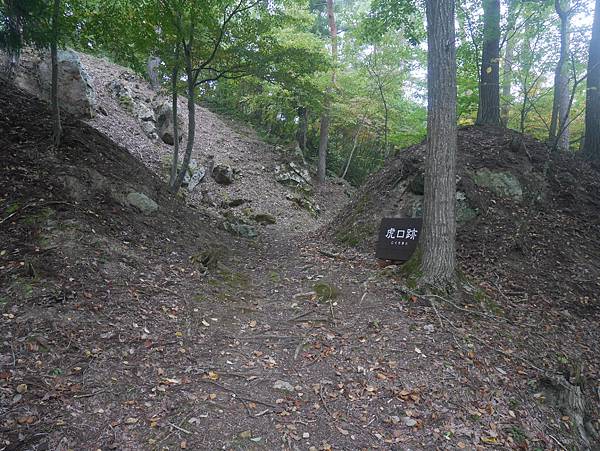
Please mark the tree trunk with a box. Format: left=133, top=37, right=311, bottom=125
left=172, top=46, right=196, bottom=192
left=420, top=0, right=458, bottom=287
left=500, top=39, right=514, bottom=126
left=500, top=0, right=517, bottom=127
left=377, top=79, right=389, bottom=157
left=317, top=0, right=337, bottom=184
left=169, top=44, right=180, bottom=189
left=583, top=0, right=600, bottom=160
left=51, top=0, right=61, bottom=148
left=550, top=0, right=571, bottom=151
left=296, top=106, right=308, bottom=151
left=317, top=113, right=330, bottom=182
left=341, top=120, right=363, bottom=180
left=3, top=0, right=23, bottom=79
left=476, top=0, right=501, bottom=126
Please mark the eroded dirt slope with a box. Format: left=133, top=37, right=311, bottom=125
left=79, top=53, right=350, bottom=236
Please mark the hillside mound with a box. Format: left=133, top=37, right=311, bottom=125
left=0, top=78, right=233, bottom=449
left=329, top=125, right=600, bottom=314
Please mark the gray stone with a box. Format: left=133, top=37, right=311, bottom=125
left=126, top=192, right=158, bottom=214
left=402, top=417, right=417, bottom=427
left=274, top=162, right=313, bottom=193
left=252, top=213, right=277, bottom=225
left=408, top=173, right=425, bottom=195
left=187, top=159, right=199, bottom=175
left=134, top=102, right=154, bottom=122
left=473, top=169, right=523, bottom=201
left=212, top=164, right=234, bottom=185
left=16, top=49, right=96, bottom=118
left=456, top=191, right=478, bottom=223
left=273, top=380, right=295, bottom=392
left=188, top=168, right=206, bottom=192
left=155, top=101, right=184, bottom=145
left=223, top=221, right=257, bottom=238
left=400, top=191, right=477, bottom=225
left=227, top=198, right=248, bottom=208
left=146, top=56, right=161, bottom=90
left=140, top=120, right=158, bottom=140
left=286, top=194, right=320, bottom=218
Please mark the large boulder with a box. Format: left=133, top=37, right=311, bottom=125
left=14, top=49, right=96, bottom=118
left=126, top=192, right=158, bottom=214
left=274, top=162, right=312, bottom=193
left=155, top=101, right=184, bottom=145
left=473, top=168, right=523, bottom=201
left=212, top=164, right=235, bottom=185
left=39, top=50, right=96, bottom=117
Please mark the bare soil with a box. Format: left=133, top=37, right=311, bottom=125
left=1, top=60, right=599, bottom=451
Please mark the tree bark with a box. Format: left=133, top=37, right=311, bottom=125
left=317, top=0, right=337, bottom=184
left=169, top=43, right=180, bottom=189
left=500, top=0, right=518, bottom=127
left=51, top=0, right=61, bottom=148
left=296, top=106, right=308, bottom=152
left=420, top=0, right=457, bottom=287
left=3, top=0, right=24, bottom=79
left=172, top=33, right=196, bottom=192
left=376, top=74, right=389, bottom=157
left=317, top=113, right=330, bottom=182
left=583, top=0, right=600, bottom=160
left=476, top=0, right=501, bottom=126
left=549, top=0, right=571, bottom=152
left=341, top=119, right=363, bottom=180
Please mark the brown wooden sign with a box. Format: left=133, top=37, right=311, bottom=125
left=376, top=218, right=422, bottom=261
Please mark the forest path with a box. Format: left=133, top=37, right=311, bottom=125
left=148, top=210, right=469, bottom=451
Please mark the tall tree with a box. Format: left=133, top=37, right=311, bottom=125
left=583, top=0, right=600, bottom=160
left=50, top=0, right=61, bottom=147
left=317, top=0, right=337, bottom=183
left=549, top=0, right=572, bottom=151
left=500, top=0, right=519, bottom=126
left=476, top=0, right=501, bottom=126
left=1, top=0, right=64, bottom=146
left=0, top=0, right=25, bottom=77
left=420, top=0, right=457, bottom=286
left=156, top=0, right=265, bottom=193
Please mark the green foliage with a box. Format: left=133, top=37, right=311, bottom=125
left=362, top=0, right=424, bottom=45
left=0, top=0, right=78, bottom=53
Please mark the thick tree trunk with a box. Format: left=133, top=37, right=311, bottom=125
left=550, top=0, right=571, bottom=151
left=583, top=0, right=600, bottom=160
left=476, top=0, right=501, bottom=126
left=169, top=45, right=180, bottom=189
left=317, top=0, right=337, bottom=184
left=172, top=50, right=196, bottom=192
left=500, top=0, right=517, bottom=127
left=500, top=39, right=514, bottom=126
left=51, top=0, right=61, bottom=148
left=420, top=0, right=457, bottom=287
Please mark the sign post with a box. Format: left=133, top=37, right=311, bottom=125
left=375, top=218, right=422, bottom=261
